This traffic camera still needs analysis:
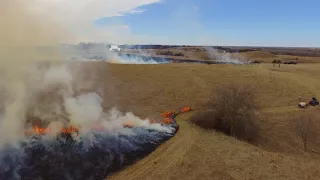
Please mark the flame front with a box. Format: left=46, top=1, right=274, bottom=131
left=180, top=107, right=191, bottom=113
left=161, top=107, right=192, bottom=118
left=35, top=125, right=50, bottom=134
left=25, top=125, right=79, bottom=136
left=24, top=106, right=192, bottom=136
left=161, top=111, right=175, bottom=118
left=161, top=106, right=192, bottom=124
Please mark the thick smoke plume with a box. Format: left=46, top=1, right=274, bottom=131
left=0, top=0, right=70, bottom=147
left=0, top=1, right=177, bottom=179
left=0, top=0, right=173, bottom=146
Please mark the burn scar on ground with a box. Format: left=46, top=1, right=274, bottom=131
left=0, top=105, right=190, bottom=180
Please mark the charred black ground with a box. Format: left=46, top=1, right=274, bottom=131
left=0, top=123, right=178, bottom=180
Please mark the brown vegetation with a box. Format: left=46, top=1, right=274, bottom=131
left=296, top=114, right=320, bottom=152
left=297, top=115, right=314, bottom=150
left=283, top=60, right=298, bottom=64
left=122, top=46, right=320, bottom=63
left=157, top=51, right=184, bottom=56
left=191, top=84, right=259, bottom=142
left=272, top=59, right=282, bottom=64
left=78, top=62, right=320, bottom=180
left=121, top=45, right=320, bottom=57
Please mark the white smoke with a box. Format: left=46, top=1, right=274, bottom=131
left=28, top=64, right=175, bottom=138
left=61, top=44, right=169, bottom=64
left=205, top=47, right=247, bottom=65
left=64, top=91, right=175, bottom=135
left=64, top=93, right=103, bottom=131
left=0, top=56, right=175, bottom=147
left=106, top=108, right=175, bottom=133
left=0, top=2, right=61, bottom=148
left=0, top=0, right=174, bottom=149
left=107, top=58, right=159, bottom=64
left=0, top=2, right=178, bottom=179
left=107, top=47, right=169, bottom=64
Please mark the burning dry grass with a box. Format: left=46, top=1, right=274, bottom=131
left=1, top=2, right=320, bottom=176
left=0, top=6, right=185, bottom=176
left=0, top=56, right=320, bottom=179
left=0, top=60, right=314, bottom=179
left=0, top=86, right=180, bottom=180
left=1, top=125, right=177, bottom=180
left=104, top=63, right=320, bottom=180
left=0, top=58, right=189, bottom=179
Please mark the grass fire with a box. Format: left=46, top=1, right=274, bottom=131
left=0, top=88, right=190, bottom=180
left=4, top=0, right=320, bottom=180
left=0, top=104, right=183, bottom=180
left=24, top=125, right=79, bottom=136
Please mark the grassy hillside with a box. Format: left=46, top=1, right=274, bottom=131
left=76, top=62, right=320, bottom=179
left=110, top=114, right=320, bottom=180
left=122, top=48, right=320, bottom=63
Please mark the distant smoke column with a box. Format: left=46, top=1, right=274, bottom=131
left=205, top=47, right=246, bottom=65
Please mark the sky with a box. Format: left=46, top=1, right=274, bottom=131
left=32, top=0, right=320, bottom=47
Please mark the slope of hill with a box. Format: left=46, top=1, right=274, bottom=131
left=75, top=62, right=320, bottom=180
left=110, top=113, right=320, bottom=180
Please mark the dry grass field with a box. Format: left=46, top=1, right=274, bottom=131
left=74, top=62, right=320, bottom=179
left=122, top=47, right=320, bottom=63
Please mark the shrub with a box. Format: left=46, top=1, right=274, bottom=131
left=192, top=84, right=259, bottom=142
left=272, top=59, right=282, bottom=64
left=174, top=52, right=184, bottom=56
left=296, top=115, right=317, bottom=151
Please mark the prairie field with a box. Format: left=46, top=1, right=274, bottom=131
left=75, top=61, right=320, bottom=180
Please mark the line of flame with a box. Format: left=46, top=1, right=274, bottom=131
left=24, top=107, right=192, bottom=135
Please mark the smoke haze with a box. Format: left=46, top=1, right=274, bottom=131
left=0, top=0, right=176, bottom=148
left=0, top=0, right=71, bottom=147
left=0, top=1, right=178, bottom=179
left=204, top=47, right=247, bottom=65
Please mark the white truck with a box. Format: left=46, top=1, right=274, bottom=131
left=109, top=45, right=121, bottom=52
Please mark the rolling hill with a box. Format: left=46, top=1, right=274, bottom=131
left=76, top=62, right=320, bottom=180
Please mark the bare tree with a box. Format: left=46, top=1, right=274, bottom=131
left=297, top=115, right=315, bottom=151
left=195, top=84, right=260, bottom=142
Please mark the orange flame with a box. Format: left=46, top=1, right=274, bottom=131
left=161, top=111, right=175, bottom=118
left=25, top=125, right=79, bottom=136
left=34, top=125, right=50, bottom=134
left=24, top=106, right=191, bottom=135
left=180, top=107, right=191, bottom=113
left=161, top=106, right=192, bottom=124
left=163, top=118, right=173, bottom=124
left=60, top=126, right=79, bottom=134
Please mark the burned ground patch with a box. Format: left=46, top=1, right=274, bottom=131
left=0, top=125, right=178, bottom=180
